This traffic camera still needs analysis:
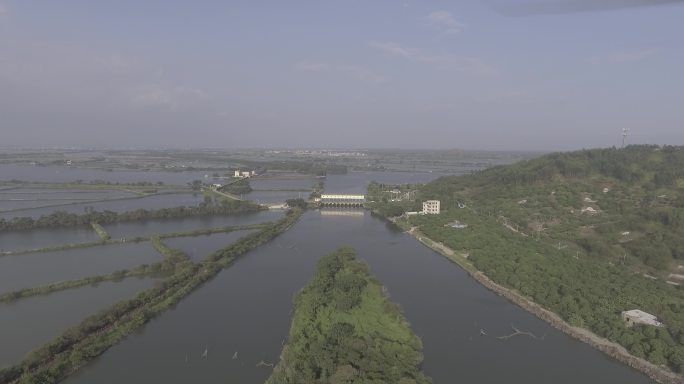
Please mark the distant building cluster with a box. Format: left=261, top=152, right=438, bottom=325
left=422, top=200, right=440, bottom=215
left=233, top=170, right=255, bottom=178
left=266, top=150, right=367, bottom=158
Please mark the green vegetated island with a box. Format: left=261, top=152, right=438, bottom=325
left=368, top=145, right=684, bottom=383
left=267, top=247, right=431, bottom=384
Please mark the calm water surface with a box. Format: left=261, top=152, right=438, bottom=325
left=103, top=211, right=282, bottom=239
left=243, top=190, right=306, bottom=203
left=324, top=171, right=444, bottom=194
left=0, top=188, right=136, bottom=200
left=0, top=227, right=99, bottom=252
left=0, top=278, right=156, bottom=368
left=0, top=242, right=161, bottom=294
left=250, top=177, right=318, bottom=190
left=164, top=230, right=257, bottom=262
left=0, top=164, right=213, bottom=185
left=0, top=193, right=204, bottom=220
left=65, top=210, right=654, bottom=384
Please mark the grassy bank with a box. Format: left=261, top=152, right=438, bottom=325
left=90, top=222, right=110, bottom=241
left=0, top=268, right=162, bottom=304
left=267, top=247, right=431, bottom=384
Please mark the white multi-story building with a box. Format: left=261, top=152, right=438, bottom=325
left=422, top=200, right=440, bottom=215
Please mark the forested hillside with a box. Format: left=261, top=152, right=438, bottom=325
left=371, top=145, right=684, bottom=374
left=421, top=145, right=684, bottom=271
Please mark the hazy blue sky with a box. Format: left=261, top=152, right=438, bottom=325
left=0, top=1, right=682, bottom=150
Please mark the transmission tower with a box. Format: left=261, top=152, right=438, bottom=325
left=621, top=128, right=630, bottom=148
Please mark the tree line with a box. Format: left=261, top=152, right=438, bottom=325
left=0, top=198, right=262, bottom=232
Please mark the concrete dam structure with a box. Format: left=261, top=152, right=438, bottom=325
left=319, top=194, right=365, bottom=207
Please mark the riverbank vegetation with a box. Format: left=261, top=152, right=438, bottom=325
left=90, top=222, right=110, bottom=241
left=0, top=267, right=161, bottom=304
left=0, top=208, right=302, bottom=384
left=267, top=247, right=431, bottom=384
left=374, top=146, right=684, bottom=375
left=0, top=198, right=262, bottom=232
left=221, top=178, right=252, bottom=194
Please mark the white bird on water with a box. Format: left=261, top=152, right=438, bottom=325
left=202, top=347, right=208, bottom=358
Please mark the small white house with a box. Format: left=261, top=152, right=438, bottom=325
left=422, top=200, right=440, bottom=215
left=241, top=171, right=251, bottom=178
left=234, top=170, right=241, bottom=177
left=447, top=220, right=468, bottom=229
left=621, top=309, right=663, bottom=327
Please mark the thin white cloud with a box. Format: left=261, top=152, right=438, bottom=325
left=369, top=41, right=497, bottom=76
left=295, top=61, right=330, bottom=72
left=427, top=11, right=465, bottom=34
left=588, top=48, right=660, bottom=64
left=295, top=61, right=386, bottom=83
left=92, top=53, right=142, bottom=75
left=368, top=41, right=419, bottom=60
left=0, top=42, right=211, bottom=110
left=130, top=84, right=208, bottom=109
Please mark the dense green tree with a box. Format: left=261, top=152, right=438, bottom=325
left=267, top=248, right=432, bottom=384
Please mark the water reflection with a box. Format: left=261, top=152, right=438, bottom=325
left=318, top=208, right=365, bottom=217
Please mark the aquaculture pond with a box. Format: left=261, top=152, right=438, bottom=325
left=0, top=193, right=204, bottom=220
left=0, top=242, right=161, bottom=294
left=0, top=164, right=215, bottom=185
left=0, top=278, right=156, bottom=368
left=0, top=227, right=100, bottom=252
left=103, top=211, right=283, bottom=240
